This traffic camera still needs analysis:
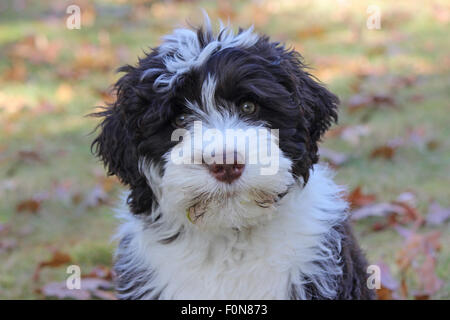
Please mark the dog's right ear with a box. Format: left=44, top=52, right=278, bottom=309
left=91, top=66, right=140, bottom=186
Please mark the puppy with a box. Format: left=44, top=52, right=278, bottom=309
left=92, top=15, right=375, bottom=300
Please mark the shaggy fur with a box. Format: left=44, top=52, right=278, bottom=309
left=92, top=15, right=375, bottom=300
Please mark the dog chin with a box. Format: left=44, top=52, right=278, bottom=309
left=158, top=161, right=294, bottom=231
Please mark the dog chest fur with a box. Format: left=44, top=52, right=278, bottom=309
left=114, top=165, right=348, bottom=299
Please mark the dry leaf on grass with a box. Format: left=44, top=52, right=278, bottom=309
left=318, top=147, right=349, bottom=168
left=33, top=250, right=72, bottom=281
left=396, top=229, right=442, bottom=298
left=347, top=92, right=396, bottom=113
left=375, top=261, right=399, bottom=300
left=16, top=199, right=42, bottom=213
left=347, top=186, right=376, bottom=209
left=40, top=278, right=115, bottom=300
left=0, top=238, right=18, bottom=254
left=17, top=150, right=45, bottom=164
left=351, top=192, right=424, bottom=230
left=426, top=202, right=450, bottom=226
left=370, top=145, right=396, bottom=160
left=83, top=265, right=114, bottom=281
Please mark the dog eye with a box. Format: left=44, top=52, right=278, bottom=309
left=173, top=114, right=188, bottom=128
left=240, top=101, right=257, bottom=115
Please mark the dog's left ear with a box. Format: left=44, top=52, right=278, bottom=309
left=281, top=50, right=339, bottom=144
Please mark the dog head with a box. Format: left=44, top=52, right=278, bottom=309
left=92, top=16, right=338, bottom=231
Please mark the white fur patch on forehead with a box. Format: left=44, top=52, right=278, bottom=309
left=141, top=13, right=259, bottom=92
left=201, top=74, right=217, bottom=114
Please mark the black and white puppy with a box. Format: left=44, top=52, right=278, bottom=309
left=92, top=15, right=375, bottom=300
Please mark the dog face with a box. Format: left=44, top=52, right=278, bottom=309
left=92, top=17, right=338, bottom=230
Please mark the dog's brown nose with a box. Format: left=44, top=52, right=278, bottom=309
left=208, top=162, right=245, bottom=183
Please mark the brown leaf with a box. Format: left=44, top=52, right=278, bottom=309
left=347, top=186, right=376, bottom=209
left=347, top=94, right=372, bottom=111
left=376, top=286, right=395, bottom=300
left=347, top=93, right=396, bottom=113
left=370, top=145, right=396, bottom=160
left=416, top=252, right=443, bottom=296
left=323, top=126, right=346, bottom=139
left=2, top=59, right=27, bottom=81
left=400, top=277, right=409, bottom=298
left=17, top=150, right=44, bottom=163
left=16, top=199, right=41, bottom=213
left=395, top=229, right=442, bottom=298
left=375, top=261, right=399, bottom=300
left=33, top=250, right=72, bottom=281
left=351, top=202, right=405, bottom=221
left=390, top=192, right=423, bottom=226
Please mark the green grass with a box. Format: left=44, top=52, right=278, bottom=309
left=0, top=0, right=449, bottom=299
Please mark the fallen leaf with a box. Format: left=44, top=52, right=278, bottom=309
left=79, top=184, right=110, bottom=209
left=426, top=202, right=450, bottom=226
left=396, top=229, right=442, bottom=298
left=347, top=92, right=396, bottom=113
left=40, top=282, right=91, bottom=300
left=16, top=199, right=41, bottom=213
left=2, top=59, right=27, bottom=81
left=339, top=125, right=371, bottom=145
left=318, top=147, right=349, bottom=168
left=415, top=252, right=443, bottom=296
left=376, top=286, right=395, bottom=300
left=351, top=202, right=405, bottom=221
left=17, top=150, right=44, bottom=163
left=378, top=261, right=399, bottom=292
left=0, top=238, right=18, bottom=254
left=7, top=34, right=62, bottom=64
left=370, top=145, right=396, bottom=160
left=376, top=261, right=399, bottom=300
left=40, top=278, right=115, bottom=300
left=83, top=265, right=113, bottom=281
left=347, top=186, right=376, bottom=209
left=396, top=192, right=417, bottom=208
left=323, top=126, right=346, bottom=139
left=33, top=250, right=72, bottom=281
left=347, top=94, right=372, bottom=111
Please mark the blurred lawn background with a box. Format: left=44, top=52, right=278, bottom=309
left=0, top=0, right=449, bottom=299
